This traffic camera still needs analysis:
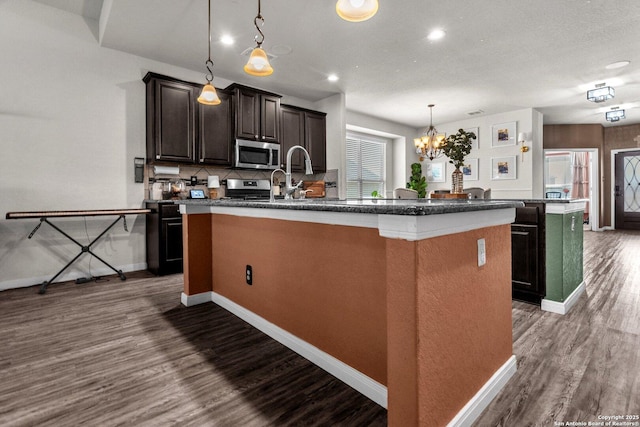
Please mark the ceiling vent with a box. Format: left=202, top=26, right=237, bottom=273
left=466, top=109, right=484, bottom=116
left=241, top=46, right=277, bottom=61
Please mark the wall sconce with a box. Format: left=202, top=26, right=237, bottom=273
left=518, top=132, right=530, bottom=162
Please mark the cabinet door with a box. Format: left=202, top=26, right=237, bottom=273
left=280, top=106, right=305, bottom=170
left=198, top=90, right=233, bottom=165
left=161, top=218, right=184, bottom=275
left=305, top=111, right=327, bottom=173
left=511, top=224, right=539, bottom=294
left=260, top=94, right=281, bottom=143
left=154, top=80, right=196, bottom=162
left=235, top=89, right=260, bottom=140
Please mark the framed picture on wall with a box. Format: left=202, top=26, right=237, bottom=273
left=461, top=158, right=479, bottom=181
left=491, top=122, right=516, bottom=147
left=464, top=127, right=479, bottom=150
left=491, top=156, right=517, bottom=180
left=426, top=161, right=445, bottom=183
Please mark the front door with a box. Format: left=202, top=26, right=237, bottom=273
left=614, top=150, right=640, bottom=230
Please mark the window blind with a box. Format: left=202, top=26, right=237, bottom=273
left=346, top=132, right=386, bottom=198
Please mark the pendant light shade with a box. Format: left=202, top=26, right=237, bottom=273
left=336, top=0, right=379, bottom=22
left=197, top=82, right=221, bottom=105
left=244, top=47, right=273, bottom=76
left=245, top=0, right=273, bottom=77
left=197, top=0, right=221, bottom=106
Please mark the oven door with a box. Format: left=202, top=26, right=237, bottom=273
left=235, top=140, right=278, bottom=169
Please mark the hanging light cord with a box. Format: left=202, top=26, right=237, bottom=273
left=253, top=0, right=265, bottom=48
left=204, top=0, right=214, bottom=84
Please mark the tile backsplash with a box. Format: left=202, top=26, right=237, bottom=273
left=145, top=164, right=330, bottom=200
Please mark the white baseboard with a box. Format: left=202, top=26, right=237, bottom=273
left=0, top=263, right=147, bottom=292
left=210, top=292, right=388, bottom=408
left=541, top=280, right=586, bottom=315
left=447, top=355, right=518, bottom=427
left=180, top=291, right=213, bottom=307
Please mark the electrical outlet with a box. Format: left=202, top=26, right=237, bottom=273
left=246, top=265, right=253, bottom=285
left=477, top=238, right=486, bottom=267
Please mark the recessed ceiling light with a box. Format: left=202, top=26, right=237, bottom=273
left=220, top=34, right=234, bottom=45
left=328, top=74, right=339, bottom=82
left=606, top=60, right=630, bottom=70
left=427, top=29, right=446, bottom=41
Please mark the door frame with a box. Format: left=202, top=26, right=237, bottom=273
left=544, top=148, right=600, bottom=231
left=610, top=148, right=640, bottom=230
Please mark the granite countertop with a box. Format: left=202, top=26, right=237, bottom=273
left=175, top=198, right=524, bottom=216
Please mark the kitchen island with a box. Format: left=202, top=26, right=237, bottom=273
left=177, top=198, right=522, bottom=426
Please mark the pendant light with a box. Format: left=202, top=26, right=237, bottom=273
left=244, top=0, right=273, bottom=77
left=197, top=0, right=221, bottom=105
left=414, top=104, right=446, bottom=161
left=336, top=0, right=379, bottom=22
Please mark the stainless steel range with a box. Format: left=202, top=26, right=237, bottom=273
left=225, top=179, right=271, bottom=200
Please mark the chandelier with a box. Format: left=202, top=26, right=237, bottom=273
left=414, top=104, right=446, bottom=161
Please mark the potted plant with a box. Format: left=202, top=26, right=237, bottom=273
left=406, top=162, right=427, bottom=198
left=441, top=128, right=476, bottom=193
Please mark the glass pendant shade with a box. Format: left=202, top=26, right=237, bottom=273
left=606, top=109, right=625, bottom=122
left=244, top=47, right=273, bottom=76
left=197, top=83, right=221, bottom=105
left=336, top=0, right=379, bottom=22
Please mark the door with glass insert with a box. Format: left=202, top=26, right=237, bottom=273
left=615, top=150, right=640, bottom=230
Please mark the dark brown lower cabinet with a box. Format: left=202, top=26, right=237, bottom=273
left=511, top=204, right=545, bottom=304
left=146, top=202, right=183, bottom=276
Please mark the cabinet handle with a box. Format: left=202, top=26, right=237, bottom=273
left=262, top=136, right=266, bottom=140
left=255, top=135, right=259, bottom=139
left=156, top=154, right=160, bottom=159
left=200, top=159, right=204, bottom=163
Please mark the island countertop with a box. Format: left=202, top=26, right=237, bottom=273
left=175, top=198, right=524, bottom=216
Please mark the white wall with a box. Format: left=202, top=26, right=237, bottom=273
left=433, top=108, right=540, bottom=199
left=0, top=1, right=236, bottom=291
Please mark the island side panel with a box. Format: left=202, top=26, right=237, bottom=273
left=182, top=213, right=213, bottom=296
left=387, top=224, right=513, bottom=427
left=210, top=214, right=387, bottom=385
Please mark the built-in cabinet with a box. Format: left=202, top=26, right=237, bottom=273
left=143, top=72, right=326, bottom=171
left=146, top=201, right=183, bottom=276
left=511, top=204, right=545, bottom=303
left=228, top=84, right=281, bottom=143
left=280, top=105, right=327, bottom=173
left=144, top=72, right=233, bottom=166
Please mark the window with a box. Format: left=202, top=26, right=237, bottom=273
left=346, top=132, right=387, bottom=198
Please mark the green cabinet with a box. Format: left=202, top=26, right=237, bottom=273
left=545, top=208, right=584, bottom=303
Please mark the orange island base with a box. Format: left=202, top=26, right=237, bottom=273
left=176, top=198, right=522, bottom=426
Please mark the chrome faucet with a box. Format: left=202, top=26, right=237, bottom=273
left=284, top=145, right=314, bottom=200
left=270, top=168, right=285, bottom=202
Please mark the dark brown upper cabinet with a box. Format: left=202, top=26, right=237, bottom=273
left=280, top=105, right=327, bottom=173
left=198, top=89, right=233, bottom=165
left=144, top=72, right=233, bottom=166
left=228, top=84, right=281, bottom=143
left=144, top=73, right=196, bottom=163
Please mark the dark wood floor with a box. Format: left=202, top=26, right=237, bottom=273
left=475, top=230, right=640, bottom=426
left=1, top=230, right=638, bottom=426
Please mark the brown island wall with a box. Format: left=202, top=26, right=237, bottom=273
left=182, top=212, right=513, bottom=426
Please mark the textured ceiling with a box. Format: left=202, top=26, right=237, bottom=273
left=33, top=0, right=640, bottom=128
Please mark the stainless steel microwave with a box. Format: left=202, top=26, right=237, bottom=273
left=234, top=139, right=280, bottom=170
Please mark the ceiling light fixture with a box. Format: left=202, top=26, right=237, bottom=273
left=606, top=107, right=625, bottom=122
left=336, top=0, right=379, bottom=22
left=244, top=0, right=273, bottom=77
left=427, top=29, right=446, bottom=41
left=328, top=74, right=339, bottom=82
left=605, top=60, right=630, bottom=70
left=220, top=34, right=234, bottom=46
left=197, top=0, right=221, bottom=106
left=587, top=83, right=614, bottom=103
left=414, top=104, right=446, bottom=161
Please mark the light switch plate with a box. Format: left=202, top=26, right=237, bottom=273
left=477, top=238, right=486, bottom=267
